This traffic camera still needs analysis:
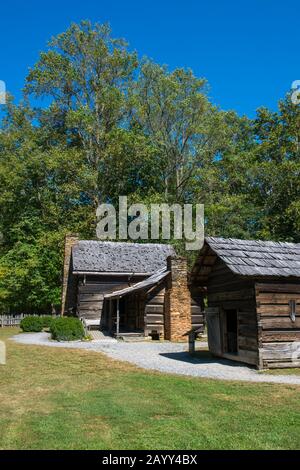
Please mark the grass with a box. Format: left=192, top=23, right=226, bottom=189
left=0, top=328, right=300, bottom=450
left=261, top=368, right=300, bottom=376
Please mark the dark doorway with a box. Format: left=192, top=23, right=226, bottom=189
left=225, top=309, right=238, bottom=353
left=115, top=297, right=143, bottom=334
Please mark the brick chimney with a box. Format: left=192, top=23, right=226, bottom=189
left=164, top=256, right=191, bottom=341
left=61, top=234, right=79, bottom=316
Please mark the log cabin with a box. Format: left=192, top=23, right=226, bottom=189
left=191, top=237, right=300, bottom=369
left=61, top=235, right=204, bottom=340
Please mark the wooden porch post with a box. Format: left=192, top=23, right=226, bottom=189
left=116, top=298, right=120, bottom=337
left=109, top=299, right=113, bottom=332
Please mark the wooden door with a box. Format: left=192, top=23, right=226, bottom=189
left=206, top=308, right=222, bottom=355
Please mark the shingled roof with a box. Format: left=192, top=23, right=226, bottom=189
left=192, top=237, right=300, bottom=280
left=104, top=268, right=169, bottom=299
left=72, top=241, right=175, bottom=274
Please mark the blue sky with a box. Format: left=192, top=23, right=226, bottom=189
left=0, top=0, right=299, bottom=117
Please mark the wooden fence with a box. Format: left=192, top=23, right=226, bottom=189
left=0, top=314, right=60, bottom=327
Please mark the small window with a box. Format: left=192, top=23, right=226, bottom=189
left=289, top=300, right=296, bottom=322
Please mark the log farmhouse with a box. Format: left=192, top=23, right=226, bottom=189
left=61, top=235, right=203, bottom=341
left=191, top=237, right=300, bottom=369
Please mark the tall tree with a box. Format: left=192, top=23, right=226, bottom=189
left=25, top=21, right=138, bottom=206
left=132, top=61, right=230, bottom=201
left=253, top=95, right=300, bottom=241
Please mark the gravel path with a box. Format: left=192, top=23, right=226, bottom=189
left=11, top=332, right=300, bottom=385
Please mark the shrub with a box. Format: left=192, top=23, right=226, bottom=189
left=20, top=316, right=43, bottom=332
left=50, top=317, right=85, bottom=342
left=42, top=315, right=55, bottom=329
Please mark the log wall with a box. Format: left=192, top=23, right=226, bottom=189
left=77, top=275, right=146, bottom=326
left=144, top=285, right=165, bottom=337
left=256, top=282, right=300, bottom=368
left=190, top=285, right=205, bottom=333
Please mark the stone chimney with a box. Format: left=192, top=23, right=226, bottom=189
left=61, top=234, right=79, bottom=316
left=164, top=256, right=191, bottom=341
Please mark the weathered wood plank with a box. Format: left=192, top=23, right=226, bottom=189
left=78, top=307, right=101, bottom=314
left=208, top=280, right=253, bottom=295
left=147, top=296, right=165, bottom=305
left=258, top=293, right=300, bottom=303
left=209, top=289, right=254, bottom=302
left=238, top=336, right=258, bottom=350
left=78, top=303, right=103, bottom=310
left=238, top=325, right=257, bottom=337
left=238, top=316, right=257, bottom=327
left=144, top=314, right=164, bottom=324
left=261, top=342, right=299, bottom=351
left=261, top=317, right=300, bottom=329
left=191, top=305, right=202, bottom=314
left=191, top=314, right=204, bottom=324
left=260, top=342, right=300, bottom=360
left=256, top=283, right=300, bottom=294
left=145, top=304, right=164, bottom=313
left=79, top=283, right=129, bottom=294
left=257, top=304, right=297, bottom=316
left=266, top=361, right=300, bottom=369
left=78, top=294, right=104, bottom=302
left=262, top=330, right=300, bottom=342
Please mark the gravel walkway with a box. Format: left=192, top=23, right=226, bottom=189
left=11, top=332, right=300, bottom=385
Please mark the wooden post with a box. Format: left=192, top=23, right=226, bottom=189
left=109, top=299, right=113, bottom=332
left=189, top=331, right=195, bottom=354
left=116, top=298, right=120, bottom=337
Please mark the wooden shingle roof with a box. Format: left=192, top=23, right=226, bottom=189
left=192, top=237, right=300, bottom=281
left=104, top=268, right=169, bottom=299
left=72, top=241, right=175, bottom=274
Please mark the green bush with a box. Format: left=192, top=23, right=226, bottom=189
left=42, top=315, right=55, bottom=329
left=50, top=317, right=85, bottom=341
left=20, top=316, right=43, bottom=332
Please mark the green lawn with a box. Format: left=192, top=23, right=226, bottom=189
left=260, top=368, right=300, bottom=376
left=0, top=328, right=299, bottom=450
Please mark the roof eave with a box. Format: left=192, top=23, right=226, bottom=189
left=73, top=271, right=154, bottom=276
